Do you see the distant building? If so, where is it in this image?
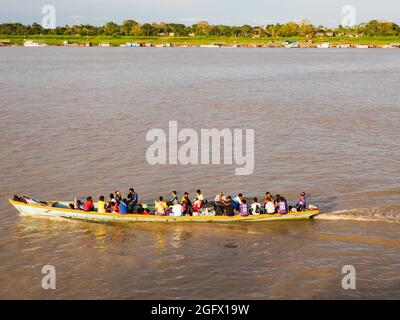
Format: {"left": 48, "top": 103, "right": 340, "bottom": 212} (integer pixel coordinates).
{"left": 252, "top": 28, "right": 262, "bottom": 38}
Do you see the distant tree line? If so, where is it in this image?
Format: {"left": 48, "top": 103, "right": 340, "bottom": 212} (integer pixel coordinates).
{"left": 0, "top": 19, "right": 399, "bottom": 37}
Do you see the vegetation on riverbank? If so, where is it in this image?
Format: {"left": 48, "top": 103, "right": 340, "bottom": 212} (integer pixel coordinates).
{"left": 1, "top": 19, "right": 400, "bottom": 46}
{"left": 2, "top": 34, "right": 400, "bottom": 47}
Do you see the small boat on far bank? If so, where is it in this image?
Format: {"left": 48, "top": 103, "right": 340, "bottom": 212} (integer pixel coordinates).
{"left": 200, "top": 44, "right": 221, "bottom": 48}
{"left": 355, "top": 44, "right": 370, "bottom": 49}
{"left": 316, "top": 42, "right": 330, "bottom": 49}
{"left": 9, "top": 199, "right": 320, "bottom": 223}
{"left": 23, "top": 40, "right": 47, "bottom": 47}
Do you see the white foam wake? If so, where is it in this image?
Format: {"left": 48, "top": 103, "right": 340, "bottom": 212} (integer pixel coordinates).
{"left": 315, "top": 207, "right": 400, "bottom": 224}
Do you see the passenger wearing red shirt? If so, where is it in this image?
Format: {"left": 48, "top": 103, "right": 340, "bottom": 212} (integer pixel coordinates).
{"left": 112, "top": 202, "right": 120, "bottom": 213}
{"left": 83, "top": 196, "right": 94, "bottom": 211}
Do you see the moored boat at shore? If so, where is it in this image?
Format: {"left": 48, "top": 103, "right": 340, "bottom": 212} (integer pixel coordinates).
{"left": 9, "top": 199, "right": 320, "bottom": 223}
{"left": 23, "top": 40, "right": 47, "bottom": 47}
{"left": 316, "top": 42, "right": 330, "bottom": 48}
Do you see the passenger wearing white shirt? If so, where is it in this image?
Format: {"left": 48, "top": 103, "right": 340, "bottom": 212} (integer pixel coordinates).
{"left": 251, "top": 197, "right": 261, "bottom": 215}
{"left": 265, "top": 200, "right": 276, "bottom": 214}
{"left": 234, "top": 193, "right": 244, "bottom": 205}
{"left": 214, "top": 192, "right": 226, "bottom": 202}
{"left": 195, "top": 190, "right": 204, "bottom": 202}
{"left": 171, "top": 200, "right": 183, "bottom": 217}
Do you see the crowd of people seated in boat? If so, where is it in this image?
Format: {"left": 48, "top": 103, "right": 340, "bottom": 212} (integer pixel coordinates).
{"left": 59, "top": 188, "right": 311, "bottom": 216}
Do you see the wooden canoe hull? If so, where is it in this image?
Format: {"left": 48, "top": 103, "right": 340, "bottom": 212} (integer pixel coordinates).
{"left": 9, "top": 200, "right": 320, "bottom": 223}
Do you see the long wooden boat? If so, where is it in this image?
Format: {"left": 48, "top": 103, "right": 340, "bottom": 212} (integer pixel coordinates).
{"left": 9, "top": 199, "right": 320, "bottom": 223}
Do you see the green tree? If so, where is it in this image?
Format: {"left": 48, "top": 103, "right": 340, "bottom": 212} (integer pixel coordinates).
{"left": 104, "top": 22, "right": 120, "bottom": 36}
{"left": 299, "top": 19, "right": 315, "bottom": 36}
{"left": 277, "top": 22, "right": 299, "bottom": 37}
{"left": 364, "top": 20, "right": 398, "bottom": 36}
{"left": 141, "top": 23, "right": 154, "bottom": 36}
{"left": 195, "top": 21, "right": 212, "bottom": 36}
{"left": 240, "top": 24, "right": 253, "bottom": 37}
{"left": 121, "top": 20, "right": 139, "bottom": 36}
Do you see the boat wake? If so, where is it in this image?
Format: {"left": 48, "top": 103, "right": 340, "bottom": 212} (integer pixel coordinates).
{"left": 315, "top": 206, "right": 400, "bottom": 224}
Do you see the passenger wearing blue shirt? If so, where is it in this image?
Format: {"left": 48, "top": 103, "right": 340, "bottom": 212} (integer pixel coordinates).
{"left": 120, "top": 199, "right": 128, "bottom": 214}
{"left": 169, "top": 191, "right": 179, "bottom": 205}
{"left": 128, "top": 188, "right": 138, "bottom": 203}
{"left": 227, "top": 196, "right": 240, "bottom": 211}
{"left": 127, "top": 188, "right": 139, "bottom": 212}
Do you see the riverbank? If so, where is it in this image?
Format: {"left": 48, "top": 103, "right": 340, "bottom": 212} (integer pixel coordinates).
{"left": 1, "top": 35, "right": 400, "bottom": 48}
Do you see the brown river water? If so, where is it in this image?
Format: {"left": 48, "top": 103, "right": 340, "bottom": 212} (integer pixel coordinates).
{"left": 0, "top": 47, "right": 399, "bottom": 299}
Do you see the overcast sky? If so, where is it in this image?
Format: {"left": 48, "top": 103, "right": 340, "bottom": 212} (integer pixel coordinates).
{"left": 1, "top": 0, "right": 399, "bottom": 26}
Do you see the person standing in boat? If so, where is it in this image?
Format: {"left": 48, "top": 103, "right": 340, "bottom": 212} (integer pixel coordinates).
{"left": 128, "top": 188, "right": 138, "bottom": 203}
{"left": 97, "top": 195, "right": 106, "bottom": 213}
{"left": 127, "top": 188, "right": 139, "bottom": 212}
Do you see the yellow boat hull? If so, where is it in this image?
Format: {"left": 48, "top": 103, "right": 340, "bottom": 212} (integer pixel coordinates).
{"left": 9, "top": 199, "right": 320, "bottom": 223}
